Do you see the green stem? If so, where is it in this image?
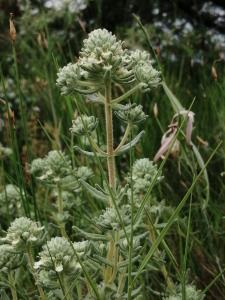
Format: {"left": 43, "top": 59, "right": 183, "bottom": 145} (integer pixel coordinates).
{"left": 8, "top": 271, "right": 18, "bottom": 300}
{"left": 111, "top": 84, "right": 142, "bottom": 105}
{"left": 26, "top": 246, "right": 46, "bottom": 300}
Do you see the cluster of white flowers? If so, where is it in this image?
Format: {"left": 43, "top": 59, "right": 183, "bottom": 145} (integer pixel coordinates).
{"left": 0, "top": 217, "right": 44, "bottom": 251}
{"left": 70, "top": 115, "right": 98, "bottom": 136}
{"left": 129, "top": 158, "right": 161, "bottom": 196}
{"left": 96, "top": 205, "right": 131, "bottom": 231}
{"left": 18, "top": 0, "right": 87, "bottom": 14}
{"left": 30, "top": 150, "right": 92, "bottom": 189}
{"left": 34, "top": 237, "right": 89, "bottom": 287}
{"left": 56, "top": 28, "right": 161, "bottom": 94}
{"left": 164, "top": 284, "right": 205, "bottom": 300}
{"left": 115, "top": 104, "right": 147, "bottom": 124}
{"left": 44, "top": 0, "right": 87, "bottom": 13}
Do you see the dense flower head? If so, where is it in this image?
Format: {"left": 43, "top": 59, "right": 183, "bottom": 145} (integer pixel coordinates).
{"left": 0, "top": 217, "right": 44, "bottom": 251}
{"left": 132, "top": 158, "right": 158, "bottom": 179}
{"left": 127, "top": 158, "right": 162, "bottom": 198}
{"left": 80, "top": 29, "right": 124, "bottom": 66}
{"left": 56, "top": 63, "right": 86, "bottom": 95}
{"left": 129, "top": 49, "right": 152, "bottom": 66}
{"left": 0, "top": 184, "right": 22, "bottom": 202}
{"left": 96, "top": 205, "right": 131, "bottom": 231}
{"left": 79, "top": 29, "right": 133, "bottom": 83}
{"left": 56, "top": 28, "right": 161, "bottom": 94}
{"left": 34, "top": 237, "right": 88, "bottom": 284}
{"left": 135, "top": 63, "right": 161, "bottom": 92}
{"left": 76, "top": 166, "right": 93, "bottom": 181}
{"left": 164, "top": 284, "right": 205, "bottom": 300}
{"left": 31, "top": 150, "right": 72, "bottom": 184}
{"left": 70, "top": 115, "right": 98, "bottom": 135}
{"left": 115, "top": 104, "right": 148, "bottom": 124}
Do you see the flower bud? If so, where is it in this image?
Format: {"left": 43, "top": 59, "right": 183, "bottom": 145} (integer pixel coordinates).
{"left": 9, "top": 13, "right": 16, "bottom": 42}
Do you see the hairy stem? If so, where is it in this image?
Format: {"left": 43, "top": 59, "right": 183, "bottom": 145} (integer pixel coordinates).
{"left": 104, "top": 77, "right": 119, "bottom": 284}
{"left": 8, "top": 271, "right": 18, "bottom": 300}
{"left": 26, "top": 246, "right": 46, "bottom": 300}
{"left": 104, "top": 78, "right": 116, "bottom": 193}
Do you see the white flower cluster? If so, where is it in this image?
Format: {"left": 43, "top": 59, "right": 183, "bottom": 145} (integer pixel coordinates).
{"left": 164, "top": 284, "right": 205, "bottom": 300}
{"left": 70, "top": 115, "right": 98, "bottom": 135}
{"left": 44, "top": 0, "right": 87, "bottom": 13}
{"left": 96, "top": 205, "right": 131, "bottom": 231}
{"left": 0, "top": 217, "right": 44, "bottom": 251}
{"left": 130, "top": 158, "right": 161, "bottom": 196}
{"left": 115, "top": 104, "right": 147, "bottom": 124}
{"left": 56, "top": 29, "right": 161, "bottom": 95}
{"left": 30, "top": 150, "right": 92, "bottom": 188}
{"left": 35, "top": 237, "right": 89, "bottom": 287}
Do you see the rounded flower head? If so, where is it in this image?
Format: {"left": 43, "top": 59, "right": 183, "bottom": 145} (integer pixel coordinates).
{"left": 129, "top": 49, "right": 152, "bottom": 66}
{"left": 70, "top": 115, "right": 98, "bottom": 136}
{"left": 115, "top": 104, "right": 148, "bottom": 124}
{"left": 96, "top": 205, "right": 130, "bottom": 231}
{"left": 56, "top": 63, "right": 86, "bottom": 95}
{"left": 127, "top": 158, "right": 162, "bottom": 197}
{"left": 79, "top": 29, "right": 130, "bottom": 83}
{"left": 31, "top": 150, "right": 72, "bottom": 184}
{"left": 80, "top": 29, "right": 123, "bottom": 64}
{"left": 76, "top": 166, "right": 93, "bottom": 181}
{"left": 34, "top": 237, "right": 88, "bottom": 285}
{"left": 56, "top": 28, "right": 161, "bottom": 94}
{"left": 1, "top": 217, "right": 44, "bottom": 251}
{"left": 164, "top": 284, "right": 205, "bottom": 300}
{"left": 0, "top": 184, "right": 22, "bottom": 202}
{"left": 135, "top": 63, "right": 161, "bottom": 92}
{"left": 132, "top": 158, "right": 158, "bottom": 180}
